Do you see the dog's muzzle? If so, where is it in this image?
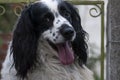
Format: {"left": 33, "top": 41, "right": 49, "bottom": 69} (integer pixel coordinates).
{"left": 60, "top": 24, "right": 75, "bottom": 40}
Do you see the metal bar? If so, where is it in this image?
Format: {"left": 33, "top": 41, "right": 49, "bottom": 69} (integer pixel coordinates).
{"left": 0, "top": 0, "right": 104, "bottom": 5}
{"left": 0, "top": 0, "right": 35, "bottom": 3}
{"left": 69, "top": 1, "right": 104, "bottom": 5}
{"left": 100, "top": 2, "right": 105, "bottom": 80}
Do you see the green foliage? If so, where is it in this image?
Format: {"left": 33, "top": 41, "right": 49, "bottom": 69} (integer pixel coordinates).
{"left": 0, "top": 4, "right": 17, "bottom": 33}
{"left": 94, "top": 72, "right": 100, "bottom": 80}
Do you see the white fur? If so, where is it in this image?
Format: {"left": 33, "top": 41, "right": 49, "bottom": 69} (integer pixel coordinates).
{"left": 40, "top": 0, "right": 59, "bottom": 12}
{"left": 1, "top": 38, "right": 94, "bottom": 80}
{"left": 1, "top": 42, "right": 17, "bottom": 80}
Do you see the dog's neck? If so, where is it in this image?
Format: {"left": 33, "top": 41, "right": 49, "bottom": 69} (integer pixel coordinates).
{"left": 27, "top": 37, "right": 94, "bottom": 80}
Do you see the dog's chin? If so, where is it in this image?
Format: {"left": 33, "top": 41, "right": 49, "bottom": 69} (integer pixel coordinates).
{"left": 47, "top": 40, "right": 74, "bottom": 65}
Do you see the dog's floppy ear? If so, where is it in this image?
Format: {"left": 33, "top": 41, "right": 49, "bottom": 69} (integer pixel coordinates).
{"left": 11, "top": 5, "right": 39, "bottom": 79}
{"left": 64, "top": 1, "right": 88, "bottom": 65}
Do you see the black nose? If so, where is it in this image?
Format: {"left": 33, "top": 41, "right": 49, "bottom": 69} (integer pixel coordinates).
{"left": 60, "top": 24, "right": 74, "bottom": 40}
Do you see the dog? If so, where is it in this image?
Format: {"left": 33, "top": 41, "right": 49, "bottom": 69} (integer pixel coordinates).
{"left": 1, "top": 0, "right": 94, "bottom": 80}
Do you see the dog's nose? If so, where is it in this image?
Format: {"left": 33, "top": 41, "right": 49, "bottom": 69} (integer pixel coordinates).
{"left": 60, "top": 24, "right": 74, "bottom": 40}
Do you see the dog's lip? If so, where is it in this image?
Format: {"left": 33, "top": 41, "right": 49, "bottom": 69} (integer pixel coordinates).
{"left": 47, "top": 39, "right": 58, "bottom": 52}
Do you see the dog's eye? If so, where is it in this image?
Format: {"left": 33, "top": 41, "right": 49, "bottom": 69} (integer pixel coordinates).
{"left": 63, "top": 11, "right": 71, "bottom": 18}
{"left": 44, "top": 16, "right": 50, "bottom": 22}
{"left": 45, "top": 18, "right": 50, "bottom": 22}
{"left": 44, "top": 13, "right": 54, "bottom": 23}
{"left": 61, "top": 10, "right": 71, "bottom": 20}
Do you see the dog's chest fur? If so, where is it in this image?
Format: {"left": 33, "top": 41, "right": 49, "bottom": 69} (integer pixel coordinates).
{"left": 27, "top": 38, "right": 93, "bottom": 80}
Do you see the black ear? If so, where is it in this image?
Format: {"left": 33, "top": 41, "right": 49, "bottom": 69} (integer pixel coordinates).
{"left": 11, "top": 6, "right": 39, "bottom": 79}
{"left": 64, "top": 1, "right": 88, "bottom": 65}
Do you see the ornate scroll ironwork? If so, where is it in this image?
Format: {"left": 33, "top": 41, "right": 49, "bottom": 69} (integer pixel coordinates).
{"left": 0, "top": 5, "right": 5, "bottom": 16}
{"left": 13, "top": 4, "right": 24, "bottom": 16}
{"left": 89, "top": 4, "right": 102, "bottom": 17}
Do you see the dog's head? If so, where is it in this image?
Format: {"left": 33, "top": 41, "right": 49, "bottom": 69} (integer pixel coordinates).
{"left": 11, "top": 0, "right": 88, "bottom": 79}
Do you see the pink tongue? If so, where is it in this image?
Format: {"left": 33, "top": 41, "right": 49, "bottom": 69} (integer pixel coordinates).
{"left": 56, "top": 42, "right": 74, "bottom": 65}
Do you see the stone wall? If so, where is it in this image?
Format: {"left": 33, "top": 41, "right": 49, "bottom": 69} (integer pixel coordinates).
{"left": 107, "top": 0, "right": 120, "bottom": 80}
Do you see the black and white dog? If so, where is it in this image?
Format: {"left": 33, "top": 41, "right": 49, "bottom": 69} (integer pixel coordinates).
{"left": 1, "top": 0, "right": 94, "bottom": 80}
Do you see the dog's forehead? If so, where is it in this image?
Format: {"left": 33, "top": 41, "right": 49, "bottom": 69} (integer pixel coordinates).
{"left": 37, "top": 0, "right": 62, "bottom": 12}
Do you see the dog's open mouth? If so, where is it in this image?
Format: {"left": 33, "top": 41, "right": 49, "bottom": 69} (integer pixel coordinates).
{"left": 48, "top": 40, "right": 74, "bottom": 65}
{"left": 56, "top": 42, "right": 74, "bottom": 65}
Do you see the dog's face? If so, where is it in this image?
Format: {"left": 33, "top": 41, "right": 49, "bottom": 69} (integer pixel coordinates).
{"left": 12, "top": 0, "right": 88, "bottom": 78}
{"left": 30, "top": 0, "right": 76, "bottom": 44}
{"left": 29, "top": 0, "right": 76, "bottom": 65}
